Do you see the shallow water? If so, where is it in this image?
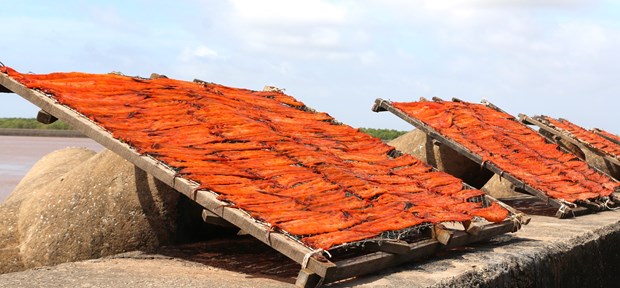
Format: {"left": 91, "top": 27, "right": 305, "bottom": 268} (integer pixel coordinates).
{"left": 0, "top": 135, "right": 102, "bottom": 202}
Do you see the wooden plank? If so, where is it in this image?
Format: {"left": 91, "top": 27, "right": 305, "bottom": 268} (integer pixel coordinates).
{"left": 442, "top": 221, "right": 518, "bottom": 248}
{"left": 481, "top": 99, "right": 510, "bottom": 115}
{"left": 201, "top": 209, "right": 235, "bottom": 228}
{"left": 194, "top": 192, "right": 336, "bottom": 277}
{"left": 345, "top": 240, "right": 412, "bottom": 256}
{"left": 556, "top": 206, "right": 589, "bottom": 219}
{"left": 435, "top": 220, "right": 518, "bottom": 247}
{"left": 370, "top": 98, "right": 389, "bottom": 112}
{"left": 593, "top": 129, "right": 620, "bottom": 145}
{"left": 322, "top": 220, "right": 518, "bottom": 283}
{"left": 376, "top": 240, "right": 413, "bottom": 255}
{"left": 36, "top": 110, "right": 58, "bottom": 124}
{"left": 0, "top": 72, "right": 336, "bottom": 277}
{"left": 522, "top": 114, "right": 620, "bottom": 168}
{"left": 0, "top": 83, "right": 10, "bottom": 93}
{"left": 295, "top": 269, "right": 323, "bottom": 288}
{"left": 520, "top": 115, "right": 584, "bottom": 150}
{"left": 324, "top": 240, "right": 440, "bottom": 283}
{"left": 434, "top": 224, "right": 454, "bottom": 245}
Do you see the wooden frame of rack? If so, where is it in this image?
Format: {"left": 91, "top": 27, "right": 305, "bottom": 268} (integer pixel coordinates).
{"left": 1, "top": 71, "right": 527, "bottom": 287}
{"left": 519, "top": 115, "right": 619, "bottom": 181}
{"left": 372, "top": 97, "right": 619, "bottom": 218}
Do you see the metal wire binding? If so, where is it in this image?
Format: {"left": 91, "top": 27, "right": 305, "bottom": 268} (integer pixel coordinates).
{"left": 0, "top": 60, "right": 5, "bottom": 67}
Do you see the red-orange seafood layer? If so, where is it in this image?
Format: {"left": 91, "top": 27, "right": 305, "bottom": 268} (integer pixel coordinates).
{"left": 1, "top": 66, "right": 509, "bottom": 250}
{"left": 391, "top": 101, "right": 619, "bottom": 203}
{"left": 537, "top": 116, "right": 620, "bottom": 159}
{"left": 594, "top": 128, "right": 620, "bottom": 144}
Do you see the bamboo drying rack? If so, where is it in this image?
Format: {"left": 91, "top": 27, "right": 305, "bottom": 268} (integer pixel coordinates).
{"left": 0, "top": 71, "right": 524, "bottom": 287}
{"left": 372, "top": 97, "right": 619, "bottom": 219}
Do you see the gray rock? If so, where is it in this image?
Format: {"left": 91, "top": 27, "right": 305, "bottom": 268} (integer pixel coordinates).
{"left": 0, "top": 148, "right": 181, "bottom": 273}
{"left": 481, "top": 174, "right": 524, "bottom": 198}
{"left": 388, "top": 129, "right": 493, "bottom": 187}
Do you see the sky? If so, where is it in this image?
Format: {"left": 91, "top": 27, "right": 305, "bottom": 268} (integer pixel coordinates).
{"left": 0, "top": 0, "right": 618, "bottom": 134}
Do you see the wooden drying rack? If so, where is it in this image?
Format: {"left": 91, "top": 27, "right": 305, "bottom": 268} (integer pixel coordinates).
{"left": 372, "top": 97, "right": 619, "bottom": 218}
{"left": 519, "top": 115, "right": 620, "bottom": 179}
{"left": 0, "top": 71, "right": 523, "bottom": 287}
{"left": 592, "top": 128, "right": 620, "bottom": 146}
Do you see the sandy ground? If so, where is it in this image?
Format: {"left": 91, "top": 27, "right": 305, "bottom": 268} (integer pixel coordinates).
{"left": 0, "top": 135, "right": 102, "bottom": 202}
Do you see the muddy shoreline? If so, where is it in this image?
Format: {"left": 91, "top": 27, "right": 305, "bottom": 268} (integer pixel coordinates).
{"left": 0, "top": 135, "right": 101, "bottom": 202}
{"left": 0, "top": 128, "right": 85, "bottom": 138}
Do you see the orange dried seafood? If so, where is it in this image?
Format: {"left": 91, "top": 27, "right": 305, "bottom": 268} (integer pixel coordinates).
{"left": 1, "top": 66, "right": 511, "bottom": 250}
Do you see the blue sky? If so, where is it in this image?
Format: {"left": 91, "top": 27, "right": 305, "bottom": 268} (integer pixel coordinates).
{"left": 1, "top": 0, "right": 618, "bottom": 134}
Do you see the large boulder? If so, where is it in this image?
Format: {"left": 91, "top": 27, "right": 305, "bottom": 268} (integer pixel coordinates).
{"left": 480, "top": 174, "right": 523, "bottom": 198}
{"left": 0, "top": 148, "right": 183, "bottom": 273}
{"left": 388, "top": 129, "right": 494, "bottom": 188}
{"left": 0, "top": 147, "right": 96, "bottom": 273}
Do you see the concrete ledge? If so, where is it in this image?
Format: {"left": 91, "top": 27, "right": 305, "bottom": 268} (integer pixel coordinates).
{"left": 0, "top": 128, "right": 85, "bottom": 138}
{"left": 1, "top": 210, "right": 619, "bottom": 287}
{"left": 337, "top": 210, "right": 620, "bottom": 287}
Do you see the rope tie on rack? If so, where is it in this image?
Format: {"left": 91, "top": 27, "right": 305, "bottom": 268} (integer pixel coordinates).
{"left": 557, "top": 199, "right": 577, "bottom": 217}
{"left": 265, "top": 225, "right": 276, "bottom": 243}
{"left": 603, "top": 198, "right": 620, "bottom": 211}
{"left": 301, "top": 249, "right": 332, "bottom": 269}
{"left": 557, "top": 203, "right": 568, "bottom": 215}
{"left": 558, "top": 199, "right": 577, "bottom": 208}
{"left": 480, "top": 160, "right": 488, "bottom": 169}
{"left": 377, "top": 99, "right": 390, "bottom": 107}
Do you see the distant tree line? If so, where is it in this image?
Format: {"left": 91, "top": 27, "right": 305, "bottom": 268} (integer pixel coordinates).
{"left": 0, "top": 118, "right": 72, "bottom": 130}
{"left": 0, "top": 118, "right": 407, "bottom": 140}
{"left": 359, "top": 128, "right": 407, "bottom": 140}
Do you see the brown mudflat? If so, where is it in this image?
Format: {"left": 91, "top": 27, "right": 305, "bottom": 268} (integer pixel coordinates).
{"left": 0, "top": 135, "right": 102, "bottom": 202}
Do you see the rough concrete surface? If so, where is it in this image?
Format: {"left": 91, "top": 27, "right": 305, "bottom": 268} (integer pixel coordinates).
{"left": 335, "top": 210, "right": 620, "bottom": 288}
{"left": 2, "top": 209, "right": 620, "bottom": 288}
{"left": 0, "top": 252, "right": 292, "bottom": 288}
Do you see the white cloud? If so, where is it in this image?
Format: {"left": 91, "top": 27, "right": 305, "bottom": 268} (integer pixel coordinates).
{"left": 469, "top": 0, "right": 589, "bottom": 8}
{"left": 382, "top": 0, "right": 589, "bottom": 10}
{"left": 554, "top": 21, "right": 609, "bottom": 57}
{"left": 215, "top": 0, "right": 378, "bottom": 63}
{"left": 245, "top": 27, "right": 341, "bottom": 51}
{"left": 229, "top": 0, "right": 347, "bottom": 26}
{"left": 193, "top": 46, "right": 219, "bottom": 58}
{"left": 179, "top": 45, "right": 220, "bottom": 61}
{"left": 4, "top": 0, "right": 618, "bottom": 132}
